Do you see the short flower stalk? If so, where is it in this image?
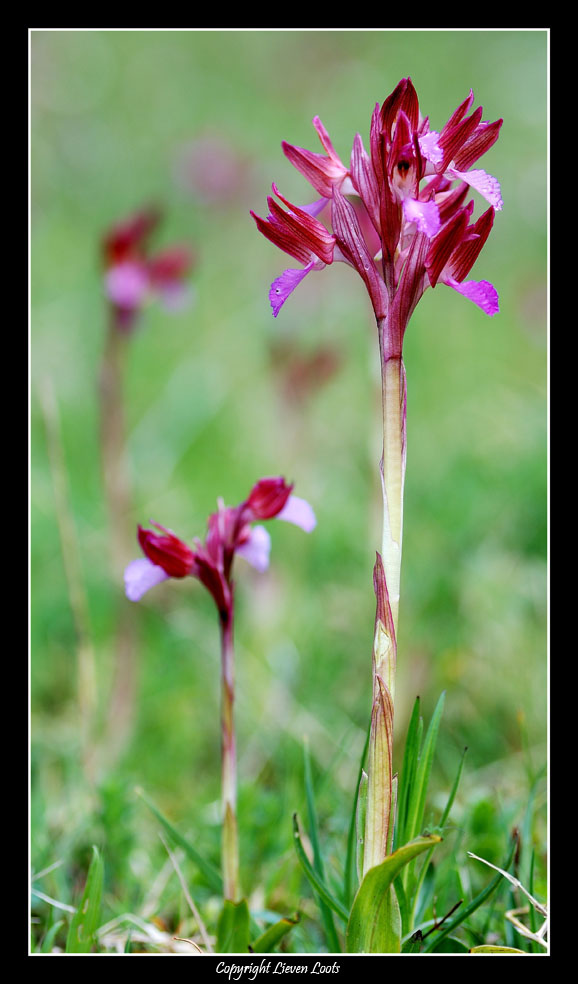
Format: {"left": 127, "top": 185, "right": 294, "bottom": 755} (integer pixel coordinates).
{"left": 253, "top": 78, "right": 502, "bottom": 890}
{"left": 125, "top": 477, "right": 316, "bottom": 902}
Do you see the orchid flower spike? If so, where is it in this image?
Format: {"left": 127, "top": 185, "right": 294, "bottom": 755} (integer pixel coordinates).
{"left": 124, "top": 477, "right": 316, "bottom": 619}
{"left": 252, "top": 78, "right": 502, "bottom": 336}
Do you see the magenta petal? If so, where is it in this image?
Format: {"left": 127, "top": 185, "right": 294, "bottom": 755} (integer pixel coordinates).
{"left": 448, "top": 166, "right": 503, "bottom": 210}
{"left": 277, "top": 495, "right": 317, "bottom": 532}
{"left": 105, "top": 261, "right": 149, "bottom": 308}
{"left": 124, "top": 557, "right": 170, "bottom": 601}
{"left": 269, "top": 261, "right": 315, "bottom": 316}
{"left": 402, "top": 197, "right": 441, "bottom": 237}
{"left": 446, "top": 277, "right": 499, "bottom": 315}
{"left": 418, "top": 129, "right": 443, "bottom": 166}
{"left": 236, "top": 525, "right": 271, "bottom": 572}
{"left": 300, "top": 197, "right": 331, "bottom": 219}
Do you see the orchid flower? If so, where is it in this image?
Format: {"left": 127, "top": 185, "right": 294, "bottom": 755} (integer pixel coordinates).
{"left": 252, "top": 78, "right": 502, "bottom": 875}
{"left": 125, "top": 476, "right": 315, "bottom": 610}
{"left": 252, "top": 77, "right": 502, "bottom": 325}
{"left": 124, "top": 477, "right": 316, "bottom": 902}
{"left": 103, "top": 207, "right": 194, "bottom": 332}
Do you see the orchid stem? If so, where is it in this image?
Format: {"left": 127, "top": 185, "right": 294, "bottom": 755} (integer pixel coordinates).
{"left": 99, "top": 320, "right": 139, "bottom": 764}
{"left": 380, "top": 354, "right": 406, "bottom": 658}
{"left": 363, "top": 337, "right": 407, "bottom": 874}
{"left": 220, "top": 609, "right": 241, "bottom": 902}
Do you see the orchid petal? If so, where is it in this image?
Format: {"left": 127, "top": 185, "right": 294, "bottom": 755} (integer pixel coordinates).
{"left": 269, "top": 261, "right": 316, "bottom": 317}
{"left": 300, "top": 197, "right": 331, "bottom": 219}
{"left": 448, "top": 166, "right": 503, "bottom": 210}
{"left": 402, "top": 196, "right": 441, "bottom": 238}
{"left": 236, "top": 525, "right": 272, "bottom": 573}
{"left": 124, "top": 557, "right": 170, "bottom": 602}
{"left": 277, "top": 494, "right": 317, "bottom": 532}
{"left": 105, "top": 261, "right": 149, "bottom": 308}
{"left": 445, "top": 276, "right": 499, "bottom": 316}
{"left": 418, "top": 130, "right": 443, "bottom": 166}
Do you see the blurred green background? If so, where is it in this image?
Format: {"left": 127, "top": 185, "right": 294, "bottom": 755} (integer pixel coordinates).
{"left": 30, "top": 30, "right": 547, "bottom": 948}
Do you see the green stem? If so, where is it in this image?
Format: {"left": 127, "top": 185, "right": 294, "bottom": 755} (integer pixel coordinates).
{"left": 99, "top": 321, "right": 138, "bottom": 764}
{"left": 220, "top": 611, "right": 240, "bottom": 902}
{"left": 379, "top": 354, "right": 406, "bottom": 655}
{"left": 363, "top": 336, "right": 407, "bottom": 874}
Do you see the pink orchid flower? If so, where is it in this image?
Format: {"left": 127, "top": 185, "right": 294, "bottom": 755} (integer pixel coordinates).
{"left": 124, "top": 477, "right": 316, "bottom": 619}
{"left": 103, "top": 207, "right": 195, "bottom": 332}
{"left": 252, "top": 77, "right": 502, "bottom": 337}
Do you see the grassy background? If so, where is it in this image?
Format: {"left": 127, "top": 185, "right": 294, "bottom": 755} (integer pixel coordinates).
{"left": 30, "top": 29, "right": 547, "bottom": 952}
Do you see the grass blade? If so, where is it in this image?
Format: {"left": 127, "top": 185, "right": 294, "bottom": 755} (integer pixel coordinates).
{"left": 251, "top": 914, "right": 300, "bottom": 953}
{"left": 65, "top": 846, "right": 104, "bottom": 953}
{"left": 421, "top": 837, "right": 517, "bottom": 953}
{"left": 303, "top": 740, "right": 341, "bottom": 952}
{"left": 394, "top": 696, "right": 422, "bottom": 850}
{"left": 409, "top": 744, "right": 468, "bottom": 930}
{"left": 292, "top": 814, "right": 349, "bottom": 923}
{"left": 343, "top": 721, "right": 370, "bottom": 907}
{"left": 403, "top": 692, "right": 445, "bottom": 847}
{"left": 136, "top": 787, "right": 222, "bottom": 895}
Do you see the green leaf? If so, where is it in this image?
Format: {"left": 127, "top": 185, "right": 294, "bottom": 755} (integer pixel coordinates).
{"left": 430, "top": 935, "right": 470, "bottom": 953}
{"left": 292, "top": 814, "right": 349, "bottom": 923}
{"left": 395, "top": 696, "right": 422, "bottom": 849}
{"left": 343, "top": 722, "right": 370, "bottom": 907}
{"left": 346, "top": 834, "right": 442, "bottom": 953}
{"left": 136, "top": 787, "right": 222, "bottom": 895}
{"left": 355, "top": 770, "right": 368, "bottom": 886}
{"left": 403, "top": 692, "right": 445, "bottom": 848}
{"left": 303, "top": 741, "right": 341, "bottom": 952}
{"left": 251, "top": 914, "right": 300, "bottom": 953}
{"left": 469, "top": 945, "right": 527, "bottom": 954}
{"left": 409, "top": 744, "right": 468, "bottom": 932}
{"left": 65, "top": 846, "right": 104, "bottom": 953}
{"left": 402, "top": 929, "right": 423, "bottom": 953}
{"left": 440, "top": 745, "right": 468, "bottom": 828}
{"left": 217, "top": 898, "right": 251, "bottom": 953}
{"left": 40, "top": 918, "right": 65, "bottom": 953}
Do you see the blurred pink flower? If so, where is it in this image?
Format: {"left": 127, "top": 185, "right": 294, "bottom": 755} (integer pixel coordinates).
{"left": 174, "top": 133, "right": 251, "bottom": 206}
{"left": 102, "top": 207, "right": 195, "bottom": 331}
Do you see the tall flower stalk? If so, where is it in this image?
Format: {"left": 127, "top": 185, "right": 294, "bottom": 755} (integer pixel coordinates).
{"left": 124, "top": 477, "right": 316, "bottom": 900}
{"left": 252, "top": 78, "right": 502, "bottom": 875}
{"left": 100, "top": 207, "right": 193, "bottom": 760}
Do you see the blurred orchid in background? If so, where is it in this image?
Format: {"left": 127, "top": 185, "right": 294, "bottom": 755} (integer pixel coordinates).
{"left": 103, "top": 206, "right": 195, "bottom": 331}
{"left": 174, "top": 132, "right": 251, "bottom": 207}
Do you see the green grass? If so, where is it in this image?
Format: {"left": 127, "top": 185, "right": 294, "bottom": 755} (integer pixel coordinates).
{"left": 30, "top": 29, "right": 547, "bottom": 954}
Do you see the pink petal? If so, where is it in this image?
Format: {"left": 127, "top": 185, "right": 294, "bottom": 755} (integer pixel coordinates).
{"left": 236, "top": 525, "right": 271, "bottom": 572}
{"left": 448, "top": 166, "right": 503, "bottom": 210}
{"left": 277, "top": 495, "right": 317, "bottom": 532}
{"left": 105, "top": 261, "right": 150, "bottom": 308}
{"left": 445, "top": 276, "right": 499, "bottom": 316}
{"left": 300, "top": 197, "right": 331, "bottom": 219}
{"left": 269, "top": 261, "right": 316, "bottom": 317}
{"left": 402, "top": 197, "right": 441, "bottom": 237}
{"left": 418, "top": 129, "right": 443, "bottom": 166}
{"left": 124, "top": 557, "right": 170, "bottom": 601}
